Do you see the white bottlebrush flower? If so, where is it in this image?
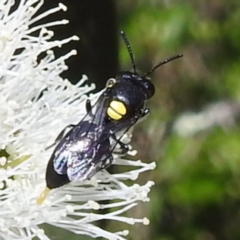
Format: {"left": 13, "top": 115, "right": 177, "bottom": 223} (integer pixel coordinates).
{"left": 0, "top": 0, "right": 156, "bottom": 239}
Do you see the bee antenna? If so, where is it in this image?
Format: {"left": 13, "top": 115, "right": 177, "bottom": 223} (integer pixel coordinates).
{"left": 143, "top": 54, "right": 183, "bottom": 77}
{"left": 120, "top": 31, "right": 137, "bottom": 73}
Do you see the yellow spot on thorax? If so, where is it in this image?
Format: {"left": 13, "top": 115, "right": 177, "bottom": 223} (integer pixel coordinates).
{"left": 107, "top": 100, "right": 127, "bottom": 120}
{"left": 36, "top": 187, "right": 50, "bottom": 205}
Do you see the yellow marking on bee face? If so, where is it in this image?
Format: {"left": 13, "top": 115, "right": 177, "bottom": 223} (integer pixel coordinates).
{"left": 107, "top": 100, "right": 127, "bottom": 120}
{"left": 107, "top": 107, "right": 122, "bottom": 120}
{"left": 110, "top": 100, "right": 126, "bottom": 115}
{"left": 36, "top": 187, "right": 50, "bottom": 205}
{"left": 106, "top": 78, "right": 116, "bottom": 88}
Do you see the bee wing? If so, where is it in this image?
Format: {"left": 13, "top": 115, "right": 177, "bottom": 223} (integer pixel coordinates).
{"left": 76, "top": 91, "right": 111, "bottom": 138}
{"left": 66, "top": 134, "right": 112, "bottom": 182}
{"left": 88, "top": 115, "right": 140, "bottom": 172}
{"left": 100, "top": 113, "right": 139, "bottom": 144}
{"left": 52, "top": 91, "right": 111, "bottom": 176}
{"left": 57, "top": 109, "right": 138, "bottom": 182}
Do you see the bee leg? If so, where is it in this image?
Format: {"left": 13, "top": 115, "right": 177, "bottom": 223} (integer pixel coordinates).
{"left": 114, "top": 143, "right": 129, "bottom": 155}
{"left": 132, "top": 108, "right": 150, "bottom": 124}
{"left": 86, "top": 99, "right": 95, "bottom": 117}
{"left": 143, "top": 108, "right": 150, "bottom": 115}
{"left": 86, "top": 99, "right": 92, "bottom": 113}
{"left": 45, "top": 124, "right": 76, "bottom": 150}
{"left": 101, "top": 155, "right": 113, "bottom": 170}
{"left": 112, "top": 134, "right": 129, "bottom": 155}
{"left": 111, "top": 108, "right": 150, "bottom": 156}
{"left": 139, "top": 108, "right": 150, "bottom": 118}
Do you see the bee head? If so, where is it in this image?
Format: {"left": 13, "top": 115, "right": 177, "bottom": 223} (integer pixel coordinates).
{"left": 116, "top": 71, "right": 155, "bottom": 99}
{"left": 104, "top": 31, "right": 183, "bottom": 122}
{"left": 120, "top": 30, "right": 182, "bottom": 98}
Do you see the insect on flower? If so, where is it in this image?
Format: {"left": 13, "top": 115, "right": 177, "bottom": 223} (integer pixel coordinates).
{"left": 37, "top": 31, "right": 183, "bottom": 204}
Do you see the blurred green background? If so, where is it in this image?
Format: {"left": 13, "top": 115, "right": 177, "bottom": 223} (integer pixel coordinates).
{"left": 41, "top": 0, "right": 240, "bottom": 239}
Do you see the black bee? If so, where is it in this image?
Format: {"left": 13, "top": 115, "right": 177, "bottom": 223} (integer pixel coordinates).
{"left": 37, "top": 31, "right": 182, "bottom": 204}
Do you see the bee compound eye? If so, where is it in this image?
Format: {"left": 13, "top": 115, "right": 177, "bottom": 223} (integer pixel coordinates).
{"left": 106, "top": 78, "right": 116, "bottom": 88}
{"left": 142, "top": 80, "right": 155, "bottom": 99}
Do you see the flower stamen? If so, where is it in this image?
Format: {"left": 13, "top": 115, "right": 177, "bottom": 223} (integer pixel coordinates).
{"left": 36, "top": 187, "right": 50, "bottom": 205}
